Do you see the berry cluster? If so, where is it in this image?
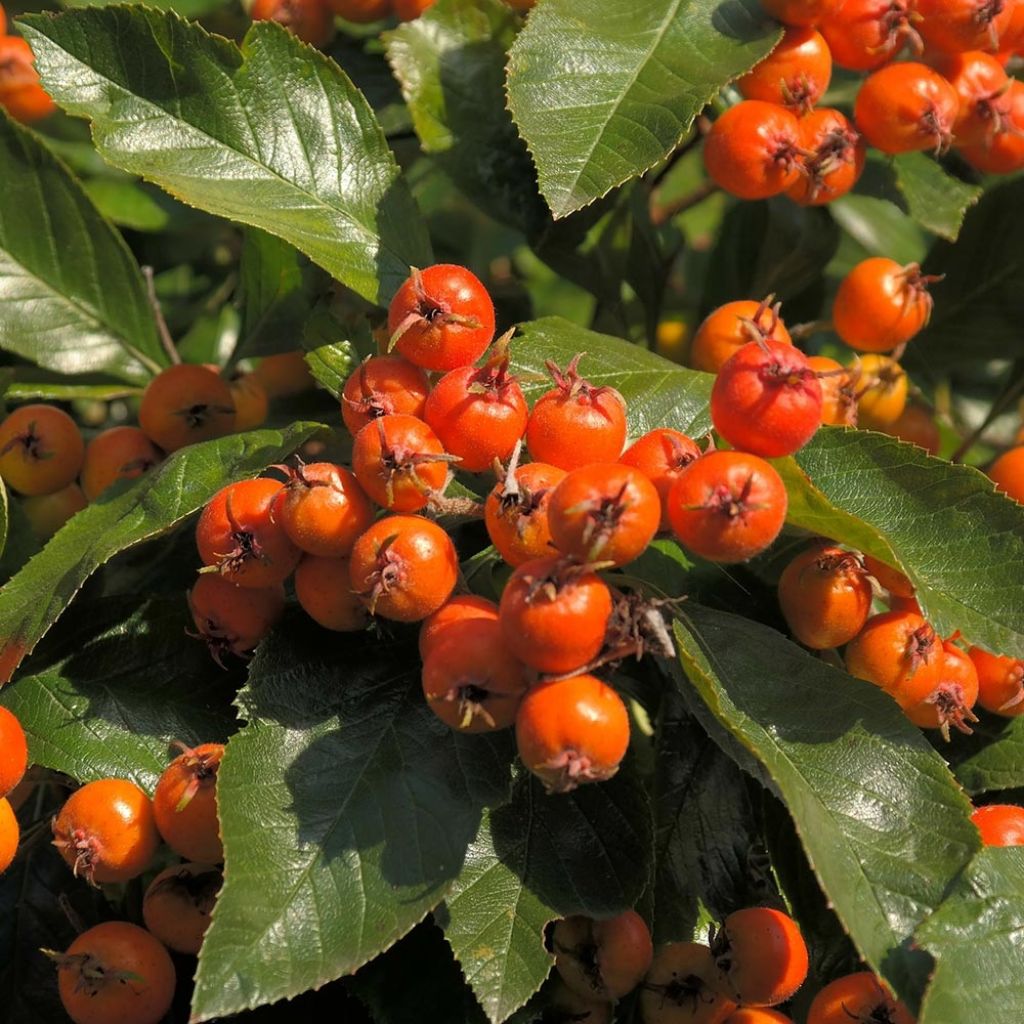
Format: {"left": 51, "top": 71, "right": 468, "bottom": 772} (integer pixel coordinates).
{"left": 704, "top": 0, "right": 1024, "bottom": 204}
{"left": 0, "top": 3, "right": 53, "bottom": 125}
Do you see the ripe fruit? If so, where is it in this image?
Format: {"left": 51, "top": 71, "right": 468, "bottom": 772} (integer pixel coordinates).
{"left": 851, "top": 354, "right": 908, "bottom": 429}
{"left": 958, "top": 81, "right": 1024, "bottom": 172}
{"left": 833, "top": 258, "right": 935, "bottom": 352}
{"left": 498, "top": 556, "right": 613, "bottom": 674}
{"left": 690, "top": 299, "right": 793, "bottom": 374}
{"left": 23, "top": 483, "right": 87, "bottom": 540}
{"left": 484, "top": 461, "right": 566, "bottom": 567}
{"left": 349, "top": 515, "right": 459, "bottom": 621}
{"left": 640, "top": 941, "right": 736, "bottom": 1024}
{"left": 667, "top": 451, "right": 789, "bottom": 564}
{"left": 548, "top": 979, "right": 613, "bottom": 1024}
{"left": 196, "top": 478, "right": 301, "bottom": 588}
{"left": 252, "top": 351, "right": 315, "bottom": 397}
{"left": 710, "top": 907, "right": 808, "bottom": 1007}
{"left": 394, "top": 0, "right": 435, "bottom": 17}
{"left": 419, "top": 594, "right": 499, "bottom": 661}
{"left": 904, "top": 640, "right": 980, "bottom": 739}
{"left": 352, "top": 414, "right": 455, "bottom": 512}
{"left": 710, "top": 340, "right": 823, "bottom": 458}
{"left": 760, "top": 0, "right": 838, "bottom": 25}
{"left": 143, "top": 863, "right": 223, "bottom": 954}
{"left": 844, "top": 610, "right": 944, "bottom": 708}
{"left": 80, "top": 426, "right": 161, "bottom": 501}
{"left": 703, "top": 101, "right": 802, "bottom": 199}
{"left": 0, "top": 706, "right": 28, "bottom": 798}
{"left": 806, "top": 971, "right": 913, "bottom": 1024}
{"left": 250, "top": 0, "right": 334, "bottom": 45}
{"left": 388, "top": 264, "right": 495, "bottom": 371}
{"left": 971, "top": 803, "right": 1024, "bottom": 846}
{"left": 0, "top": 404, "right": 85, "bottom": 496}
{"left": 423, "top": 351, "right": 529, "bottom": 472}
{"left": 515, "top": 674, "right": 630, "bottom": 793}
{"left": 341, "top": 354, "right": 430, "bottom": 436}
{"left": 0, "top": 36, "right": 56, "bottom": 124}
{"left": 277, "top": 462, "right": 374, "bottom": 557}
{"left": 0, "top": 798, "right": 18, "bottom": 874}
{"left": 778, "top": 544, "right": 872, "bottom": 649}
{"left": 421, "top": 619, "right": 530, "bottom": 732}
{"left": 229, "top": 374, "right": 269, "bottom": 431}
{"left": 52, "top": 778, "right": 159, "bottom": 884}
{"left": 294, "top": 555, "right": 368, "bottom": 632}
{"left": 138, "top": 364, "right": 235, "bottom": 453}
{"left": 807, "top": 356, "right": 857, "bottom": 426}
{"left": 736, "top": 27, "right": 832, "bottom": 110}
{"left": 854, "top": 63, "right": 959, "bottom": 154}
{"left": 547, "top": 463, "right": 661, "bottom": 567}
{"left": 188, "top": 573, "right": 285, "bottom": 662}
{"left": 819, "top": 0, "right": 921, "bottom": 71}
{"left": 329, "top": 0, "right": 392, "bottom": 20}
{"left": 552, "top": 910, "right": 654, "bottom": 1001}
{"left": 943, "top": 50, "right": 1010, "bottom": 146}
{"left": 916, "top": 0, "right": 1015, "bottom": 53}
{"left": 861, "top": 553, "right": 914, "bottom": 597}
{"left": 525, "top": 355, "right": 628, "bottom": 471}
{"left": 969, "top": 646, "right": 1024, "bottom": 715}
{"left": 620, "top": 428, "right": 701, "bottom": 530}
{"left": 884, "top": 402, "right": 941, "bottom": 455}
{"left": 787, "top": 107, "right": 866, "bottom": 205}
{"left": 989, "top": 445, "right": 1024, "bottom": 502}
{"left": 52, "top": 921, "right": 176, "bottom": 1024}
{"left": 153, "top": 743, "right": 224, "bottom": 864}
{"left": 724, "top": 1011, "right": 793, "bottom": 1023}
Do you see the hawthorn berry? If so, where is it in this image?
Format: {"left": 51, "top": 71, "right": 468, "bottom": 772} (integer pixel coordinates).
{"left": 525, "top": 354, "right": 628, "bottom": 471}
{"left": 904, "top": 640, "right": 980, "bottom": 739}
{"left": 51, "top": 921, "right": 176, "bottom": 1024}
{"left": 329, "top": 0, "right": 392, "bottom": 20}
{"left": 250, "top": 0, "right": 334, "bottom": 46}
{"left": 277, "top": 462, "right": 375, "bottom": 557}
{"left": 143, "top": 862, "right": 223, "bottom": 955}
{"left": 640, "top": 941, "right": 737, "bottom": 1024}
{"left": 0, "top": 706, "right": 28, "bottom": 799}
{"left": 806, "top": 971, "right": 914, "bottom": 1024}
{"left": 80, "top": 426, "right": 161, "bottom": 501}
{"left": 294, "top": 555, "right": 368, "bottom": 632}
{"left": 833, "top": 258, "right": 935, "bottom": 352}
{"left": 139, "top": 364, "right": 235, "bottom": 453}
{"left": 778, "top": 544, "right": 872, "bottom": 649}
{"left": 960, "top": 81, "right": 1024, "bottom": 173}
{"left": 971, "top": 803, "right": 1024, "bottom": 846}
{"left": 703, "top": 101, "right": 802, "bottom": 200}
{"left": 352, "top": 413, "right": 456, "bottom": 512}
{"left": 547, "top": 463, "right": 661, "bottom": 567}
{"left": 969, "top": 646, "right": 1024, "bottom": 715}
{"left": 0, "top": 36, "right": 55, "bottom": 124}
{"left": 844, "top": 610, "right": 944, "bottom": 708}
{"left": 710, "top": 907, "right": 808, "bottom": 1007}
{"left": 419, "top": 594, "right": 499, "bottom": 661}
{"left": 786, "top": 108, "right": 866, "bottom": 206}
{"left": 861, "top": 553, "right": 914, "bottom": 597}
{"left": 188, "top": 572, "right": 285, "bottom": 663}
{"left": 196, "top": 478, "right": 301, "bottom": 588}
{"left": 229, "top": 373, "right": 269, "bottom": 431}
{"left": 883, "top": 402, "right": 941, "bottom": 455}
{"left": 710, "top": 340, "right": 823, "bottom": 458}
{"left": 851, "top": 354, "right": 908, "bottom": 429}
{"left": 807, "top": 356, "right": 857, "bottom": 426}
{"left": 341, "top": 354, "right": 430, "bottom": 436}
{"left": 854, "top": 62, "right": 959, "bottom": 154}
{"left": 153, "top": 742, "right": 224, "bottom": 864}
{"left": 724, "top": 1011, "right": 794, "bottom": 1023}
{"left": 916, "top": 0, "right": 1016, "bottom": 53}
{"left": 421, "top": 618, "right": 530, "bottom": 732}
{"left": 620, "top": 428, "right": 701, "bottom": 530}
{"left": 394, "top": 0, "right": 435, "bottom": 18}
{"left": 819, "top": 0, "right": 921, "bottom": 71}
{"left": 0, "top": 797, "right": 17, "bottom": 874}
{"left": 52, "top": 778, "right": 159, "bottom": 884}
{"left": 498, "top": 555, "right": 613, "bottom": 674}
{"left": 989, "top": 445, "right": 1024, "bottom": 502}
{"left": 388, "top": 264, "right": 495, "bottom": 371}
{"left": 551, "top": 910, "right": 654, "bottom": 1002}
{"left": 515, "top": 673, "right": 630, "bottom": 793}
{"left": 548, "top": 979, "right": 613, "bottom": 1024}
{"left": 0, "top": 403, "right": 85, "bottom": 497}
{"left": 23, "top": 482, "right": 87, "bottom": 540}
{"left": 736, "top": 27, "right": 832, "bottom": 111}
{"left": 689, "top": 298, "right": 792, "bottom": 375}
{"left": 942, "top": 50, "right": 1010, "bottom": 147}
{"left": 252, "top": 351, "right": 315, "bottom": 398}
{"left": 760, "top": 0, "right": 838, "bottom": 25}
{"left": 349, "top": 514, "right": 459, "bottom": 621}
{"left": 667, "top": 451, "right": 789, "bottom": 564}
{"left": 484, "top": 460, "right": 566, "bottom": 567}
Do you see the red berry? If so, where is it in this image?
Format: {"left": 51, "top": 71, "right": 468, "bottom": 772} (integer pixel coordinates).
{"left": 341, "top": 355, "right": 430, "bottom": 436}
{"left": 736, "top": 27, "right": 832, "bottom": 110}
{"left": 854, "top": 62, "right": 959, "bottom": 154}
{"left": 972, "top": 803, "right": 1024, "bottom": 846}
{"left": 690, "top": 298, "right": 793, "bottom": 374}
{"left": 808, "top": 356, "right": 858, "bottom": 426}
{"left": 786, "top": 107, "right": 866, "bottom": 205}
{"left": 760, "top": 0, "right": 839, "bottom": 25}
{"left": 277, "top": 462, "right": 375, "bottom": 557}
{"left": 294, "top": 555, "right": 368, "bottom": 632}
{"left": 958, "top": 79, "right": 1024, "bottom": 172}
{"left": 916, "top": 0, "right": 1015, "bottom": 53}
{"left": 819, "top": 0, "right": 922, "bottom": 71}
{"left": 619, "top": 428, "right": 701, "bottom": 530}
{"left": 419, "top": 594, "right": 500, "bottom": 661}
{"left": 484, "top": 461, "right": 566, "bottom": 567}
{"left": 904, "top": 641, "right": 980, "bottom": 739}
{"left": 188, "top": 573, "right": 285, "bottom": 663}
{"left": 942, "top": 50, "right": 1010, "bottom": 146}
{"left": 969, "top": 646, "right": 1024, "bottom": 715}
{"left": 250, "top": 0, "right": 334, "bottom": 46}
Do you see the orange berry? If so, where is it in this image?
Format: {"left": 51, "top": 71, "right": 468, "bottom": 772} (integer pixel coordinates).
{"left": 139, "top": 365, "right": 235, "bottom": 453}
{"left": 143, "top": 862, "right": 222, "bottom": 955}
{"left": 153, "top": 743, "right": 224, "bottom": 864}
{"left": 294, "top": 555, "right": 368, "bottom": 632}
{"left": 0, "top": 404, "right": 84, "bottom": 496}
{"left": 81, "top": 426, "right": 161, "bottom": 501}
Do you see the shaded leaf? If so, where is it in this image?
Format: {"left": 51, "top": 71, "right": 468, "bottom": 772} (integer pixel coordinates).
{"left": 506, "top": 0, "right": 780, "bottom": 217}
{"left": 830, "top": 193, "right": 928, "bottom": 266}
{"left": 947, "top": 715, "right": 1024, "bottom": 796}
{"left": 21, "top": 9, "right": 432, "bottom": 305}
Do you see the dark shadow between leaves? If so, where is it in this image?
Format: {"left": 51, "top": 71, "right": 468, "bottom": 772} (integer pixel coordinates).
{"left": 710, "top": 0, "right": 780, "bottom": 43}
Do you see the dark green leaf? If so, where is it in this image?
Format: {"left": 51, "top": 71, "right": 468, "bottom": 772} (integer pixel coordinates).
{"left": 0, "top": 597, "right": 237, "bottom": 791}
{"left": 301, "top": 303, "right": 361, "bottom": 397}
{"left": 61, "top": 0, "right": 231, "bottom": 16}
{"left": 385, "top": 0, "right": 549, "bottom": 236}
{"left": 830, "top": 194, "right": 928, "bottom": 266}
{"left": 674, "top": 604, "right": 979, "bottom": 1002}
{"left": 191, "top": 622, "right": 514, "bottom": 1022}
{"left": 506, "top": 0, "right": 780, "bottom": 218}
{"left": 0, "top": 111, "right": 163, "bottom": 383}
{"left": 916, "top": 849, "right": 1024, "bottom": 1023}
{"left": 21, "top": 9, "right": 432, "bottom": 305}
{"left": 0, "top": 421, "right": 321, "bottom": 684}
{"left": 948, "top": 716, "right": 1024, "bottom": 796}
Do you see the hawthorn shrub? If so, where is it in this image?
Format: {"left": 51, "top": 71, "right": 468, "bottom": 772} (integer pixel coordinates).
{"left": 0, "top": 0, "right": 1023, "bottom": 1022}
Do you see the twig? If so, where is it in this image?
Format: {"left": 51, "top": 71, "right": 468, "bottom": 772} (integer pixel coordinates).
{"left": 142, "top": 265, "right": 181, "bottom": 366}
{"left": 950, "top": 367, "right": 1024, "bottom": 463}
{"left": 650, "top": 180, "right": 721, "bottom": 227}
{"left": 647, "top": 116, "right": 711, "bottom": 191}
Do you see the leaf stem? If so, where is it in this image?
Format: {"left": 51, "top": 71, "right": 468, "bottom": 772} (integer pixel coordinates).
{"left": 143, "top": 265, "right": 181, "bottom": 366}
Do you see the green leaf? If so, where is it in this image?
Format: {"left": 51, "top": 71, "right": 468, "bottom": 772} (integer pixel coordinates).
{"left": 674, "top": 604, "right": 979, "bottom": 1003}
{"left": 916, "top": 849, "right": 1024, "bottom": 1023}
{"left": 948, "top": 716, "right": 1024, "bottom": 796}
{"left": 21, "top": 9, "right": 432, "bottom": 306}
{"left": 784, "top": 428, "right": 1024, "bottom": 658}
{"left": 4, "top": 380, "right": 142, "bottom": 402}
{"left": 301, "top": 303, "right": 361, "bottom": 397}
{"left": 506, "top": 0, "right": 780, "bottom": 218}
{"left": 830, "top": 193, "right": 928, "bottom": 266}
{"left": 0, "top": 597, "right": 238, "bottom": 792}
{"left": 384, "top": 0, "right": 549, "bottom": 235}
{"left": 512, "top": 316, "right": 713, "bottom": 437}
{"left": 61, "top": 0, "right": 231, "bottom": 16}
{"left": 442, "top": 766, "right": 653, "bottom": 1023}
{"left": 0, "top": 421, "right": 321, "bottom": 684}
{"left": 81, "top": 177, "right": 173, "bottom": 232}
{"left": 0, "top": 112, "right": 163, "bottom": 383}
{"left": 191, "top": 622, "right": 514, "bottom": 1022}
{"left": 0, "top": 478, "right": 7, "bottom": 567}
